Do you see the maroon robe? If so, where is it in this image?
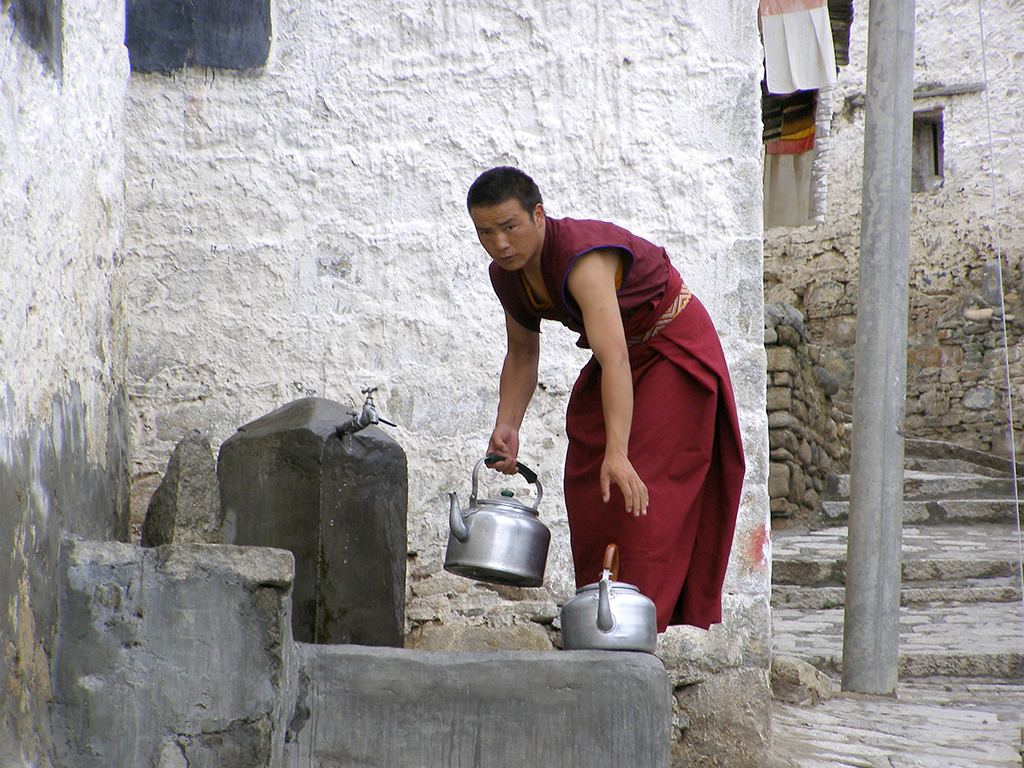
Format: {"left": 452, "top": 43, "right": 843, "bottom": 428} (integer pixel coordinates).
{"left": 490, "top": 217, "right": 745, "bottom": 631}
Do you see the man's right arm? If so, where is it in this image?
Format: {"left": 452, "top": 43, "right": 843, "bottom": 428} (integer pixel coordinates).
{"left": 488, "top": 311, "right": 540, "bottom": 473}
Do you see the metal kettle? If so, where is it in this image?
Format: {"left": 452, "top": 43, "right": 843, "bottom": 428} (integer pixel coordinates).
{"left": 444, "top": 454, "right": 550, "bottom": 587}
{"left": 560, "top": 544, "right": 658, "bottom": 654}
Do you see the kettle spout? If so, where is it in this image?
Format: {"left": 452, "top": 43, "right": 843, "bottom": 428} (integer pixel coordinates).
{"left": 449, "top": 492, "right": 471, "bottom": 543}
{"left": 597, "top": 577, "right": 615, "bottom": 633}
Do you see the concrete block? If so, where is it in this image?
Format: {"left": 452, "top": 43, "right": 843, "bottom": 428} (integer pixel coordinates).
{"left": 283, "top": 645, "right": 671, "bottom": 768}
{"left": 53, "top": 540, "right": 295, "bottom": 768}
{"left": 219, "top": 397, "right": 407, "bottom": 647}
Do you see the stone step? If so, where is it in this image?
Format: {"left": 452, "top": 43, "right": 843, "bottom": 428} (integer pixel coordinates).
{"left": 772, "top": 681, "right": 1024, "bottom": 768}
{"left": 820, "top": 498, "right": 1021, "bottom": 525}
{"left": 906, "top": 438, "right": 1024, "bottom": 477}
{"left": 772, "top": 524, "right": 1024, "bottom": 586}
{"left": 771, "top": 601, "right": 1024, "bottom": 681}
{"left": 827, "top": 471, "right": 1024, "bottom": 502}
{"left": 773, "top": 558, "right": 1020, "bottom": 588}
{"left": 904, "top": 456, "right": 1013, "bottom": 479}
{"left": 772, "top": 582, "right": 1023, "bottom": 610}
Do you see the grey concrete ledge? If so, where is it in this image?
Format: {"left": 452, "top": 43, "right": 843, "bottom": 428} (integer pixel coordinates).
{"left": 284, "top": 643, "right": 671, "bottom": 768}
{"left": 64, "top": 539, "right": 295, "bottom": 589}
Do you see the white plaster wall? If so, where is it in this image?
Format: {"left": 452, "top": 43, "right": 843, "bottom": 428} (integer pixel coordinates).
{"left": 124, "top": 0, "right": 768, "bottom": 639}
{"left": 1, "top": 0, "right": 130, "bottom": 446}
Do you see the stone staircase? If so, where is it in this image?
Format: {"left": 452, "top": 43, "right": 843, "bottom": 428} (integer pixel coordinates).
{"left": 771, "top": 438, "right": 1024, "bottom": 681}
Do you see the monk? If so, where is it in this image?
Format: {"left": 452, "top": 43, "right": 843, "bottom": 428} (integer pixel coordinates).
{"left": 467, "top": 167, "right": 745, "bottom": 632}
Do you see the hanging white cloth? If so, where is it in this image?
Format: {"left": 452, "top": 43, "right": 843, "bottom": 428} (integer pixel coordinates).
{"left": 759, "top": 0, "right": 838, "bottom": 94}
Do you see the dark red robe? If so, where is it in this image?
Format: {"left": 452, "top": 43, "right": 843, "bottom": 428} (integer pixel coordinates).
{"left": 490, "top": 217, "right": 745, "bottom": 631}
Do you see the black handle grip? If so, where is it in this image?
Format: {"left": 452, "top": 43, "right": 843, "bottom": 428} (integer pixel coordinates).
{"left": 485, "top": 453, "right": 539, "bottom": 485}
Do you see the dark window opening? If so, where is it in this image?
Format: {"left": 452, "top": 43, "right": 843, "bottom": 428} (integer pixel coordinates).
{"left": 6, "top": 0, "right": 63, "bottom": 74}
{"left": 912, "top": 108, "right": 944, "bottom": 193}
{"left": 126, "top": 0, "right": 271, "bottom": 75}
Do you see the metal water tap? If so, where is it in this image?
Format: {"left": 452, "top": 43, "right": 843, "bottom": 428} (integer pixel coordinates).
{"left": 336, "top": 387, "right": 397, "bottom": 435}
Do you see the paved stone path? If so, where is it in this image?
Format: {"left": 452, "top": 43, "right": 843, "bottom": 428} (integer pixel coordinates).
{"left": 770, "top": 523, "right": 1024, "bottom": 767}
{"left": 772, "top": 681, "right": 1024, "bottom": 767}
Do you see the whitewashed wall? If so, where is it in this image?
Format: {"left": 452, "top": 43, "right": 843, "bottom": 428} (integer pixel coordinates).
{"left": 1, "top": 2, "right": 129, "bottom": 443}
{"left": 766, "top": 0, "right": 1024, "bottom": 309}
{"left": 124, "top": 0, "right": 768, "bottom": 674}
{"left": 1, "top": 1, "right": 130, "bottom": 763}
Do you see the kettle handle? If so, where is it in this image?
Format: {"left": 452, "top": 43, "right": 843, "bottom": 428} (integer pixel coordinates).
{"left": 470, "top": 454, "right": 544, "bottom": 511}
{"left": 484, "top": 453, "right": 538, "bottom": 485}
{"left": 602, "top": 543, "right": 620, "bottom": 582}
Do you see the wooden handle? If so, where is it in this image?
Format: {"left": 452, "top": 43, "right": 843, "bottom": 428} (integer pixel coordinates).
{"left": 602, "top": 543, "right": 620, "bottom": 581}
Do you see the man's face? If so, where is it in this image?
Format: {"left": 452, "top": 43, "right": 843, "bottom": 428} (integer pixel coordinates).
{"left": 470, "top": 199, "right": 545, "bottom": 272}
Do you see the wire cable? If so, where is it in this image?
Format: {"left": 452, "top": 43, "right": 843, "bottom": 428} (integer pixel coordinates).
{"left": 977, "top": 0, "right": 1024, "bottom": 624}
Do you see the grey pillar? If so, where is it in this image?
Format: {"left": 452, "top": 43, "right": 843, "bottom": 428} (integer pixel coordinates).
{"left": 842, "top": 0, "right": 916, "bottom": 694}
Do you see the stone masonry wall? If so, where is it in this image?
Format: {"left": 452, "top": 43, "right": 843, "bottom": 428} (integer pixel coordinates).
{"left": 764, "top": 0, "right": 1024, "bottom": 458}
{"left": 765, "top": 304, "right": 849, "bottom": 526}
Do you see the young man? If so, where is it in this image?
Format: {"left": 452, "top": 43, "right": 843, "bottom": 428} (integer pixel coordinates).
{"left": 467, "top": 166, "right": 745, "bottom": 632}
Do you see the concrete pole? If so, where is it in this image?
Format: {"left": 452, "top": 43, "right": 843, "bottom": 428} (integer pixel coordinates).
{"left": 841, "top": 0, "right": 916, "bottom": 694}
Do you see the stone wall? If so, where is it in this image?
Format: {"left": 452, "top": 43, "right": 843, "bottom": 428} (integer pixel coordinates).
{"left": 0, "top": 2, "right": 131, "bottom": 764}
{"left": 764, "top": 0, "right": 1024, "bottom": 459}
{"left": 764, "top": 304, "right": 850, "bottom": 526}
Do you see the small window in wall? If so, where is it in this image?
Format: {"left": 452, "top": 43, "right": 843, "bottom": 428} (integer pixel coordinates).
{"left": 126, "top": 0, "right": 271, "bottom": 74}
{"left": 912, "top": 108, "right": 944, "bottom": 193}
{"left": 6, "top": 0, "right": 63, "bottom": 74}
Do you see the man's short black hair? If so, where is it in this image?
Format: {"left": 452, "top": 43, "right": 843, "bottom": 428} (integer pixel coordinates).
{"left": 467, "top": 166, "right": 543, "bottom": 214}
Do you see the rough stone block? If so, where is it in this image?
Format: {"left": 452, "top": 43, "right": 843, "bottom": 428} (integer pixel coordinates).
{"left": 406, "top": 622, "right": 555, "bottom": 651}
{"left": 920, "top": 390, "right": 950, "bottom": 417}
{"left": 766, "top": 346, "right": 798, "bottom": 373}
{"left": 766, "top": 386, "right": 792, "bottom": 412}
{"left": 770, "top": 655, "right": 835, "bottom": 704}
{"left": 655, "top": 595, "right": 772, "bottom": 686}
{"left": 53, "top": 540, "right": 295, "bottom": 768}
{"left": 142, "top": 429, "right": 222, "bottom": 547}
{"left": 768, "top": 411, "right": 803, "bottom": 432}
{"left": 768, "top": 462, "right": 791, "bottom": 498}
{"left": 812, "top": 365, "right": 840, "bottom": 396}
{"left": 283, "top": 645, "right": 671, "bottom": 768}
{"left": 672, "top": 666, "right": 771, "bottom": 768}
{"left": 963, "top": 386, "right": 997, "bottom": 410}
{"left": 775, "top": 324, "right": 800, "bottom": 348}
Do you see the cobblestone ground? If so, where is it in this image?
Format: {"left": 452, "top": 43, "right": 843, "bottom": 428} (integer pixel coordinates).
{"left": 772, "top": 681, "right": 1024, "bottom": 768}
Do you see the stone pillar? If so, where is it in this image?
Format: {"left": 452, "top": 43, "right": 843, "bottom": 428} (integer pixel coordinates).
{"left": 843, "top": 0, "right": 916, "bottom": 694}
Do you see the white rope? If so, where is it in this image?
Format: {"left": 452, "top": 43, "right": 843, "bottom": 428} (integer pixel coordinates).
{"left": 976, "top": 0, "right": 1024, "bottom": 622}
